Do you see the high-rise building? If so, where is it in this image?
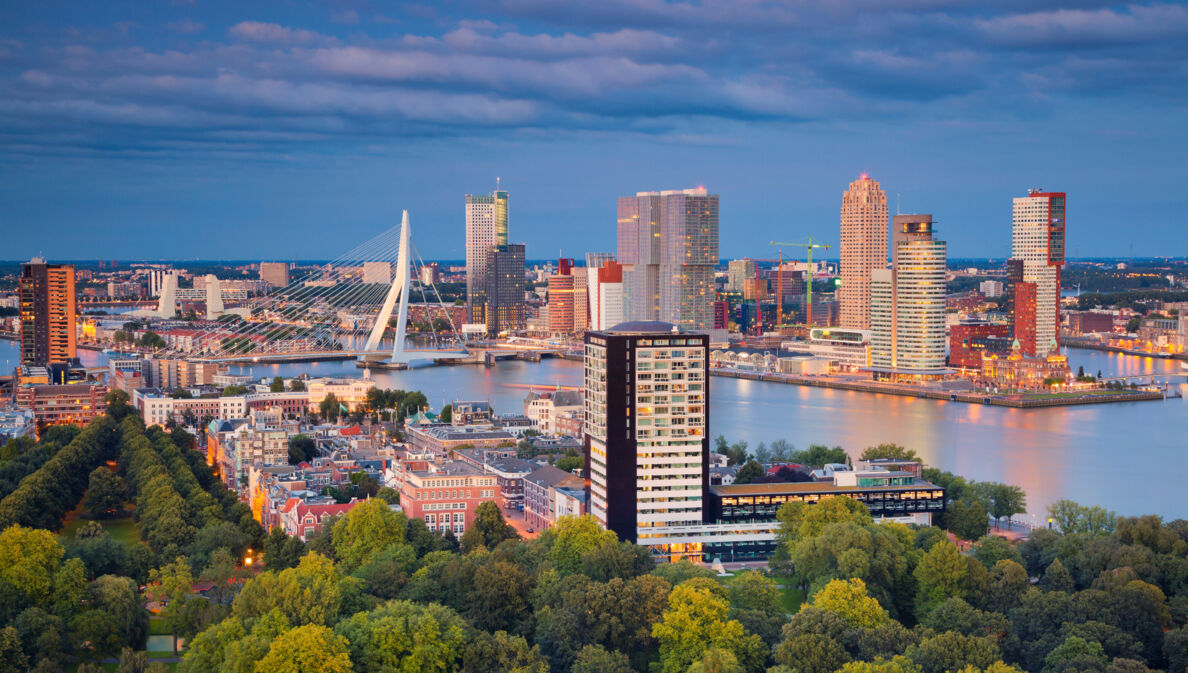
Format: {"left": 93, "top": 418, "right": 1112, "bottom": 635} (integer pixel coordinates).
{"left": 839, "top": 175, "right": 889, "bottom": 329}
{"left": 547, "top": 260, "right": 576, "bottom": 334}
{"left": 466, "top": 188, "right": 510, "bottom": 324}
{"left": 19, "top": 259, "right": 76, "bottom": 367}
{"left": 1011, "top": 190, "right": 1066, "bottom": 354}
{"left": 572, "top": 270, "right": 589, "bottom": 333}
{"left": 485, "top": 244, "right": 525, "bottom": 336}
{"left": 419, "top": 262, "right": 441, "bottom": 286}
{"left": 585, "top": 253, "right": 616, "bottom": 330}
{"left": 259, "top": 262, "right": 289, "bottom": 287}
{"left": 584, "top": 321, "right": 709, "bottom": 543}
{"left": 727, "top": 259, "right": 756, "bottom": 292}
{"left": 870, "top": 215, "right": 947, "bottom": 377}
{"left": 617, "top": 188, "right": 719, "bottom": 330}
{"left": 589, "top": 261, "right": 624, "bottom": 331}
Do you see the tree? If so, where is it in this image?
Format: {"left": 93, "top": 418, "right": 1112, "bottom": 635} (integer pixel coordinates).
{"left": 464, "top": 501, "right": 518, "bottom": 552}
{"left": 791, "top": 444, "right": 848, "bottom": 467}
{"left": 837, "top": 656, "right": 923, "bottom": 673}
{"left": 809, "top": 578, "right": 891, "bottom": 628}
{"left": 288, "top": 379, "right": 306, "bottom": 392}
{"left": 725, "top": 440, "right": 748, "bottom": 466}
{"left": 222, "top": 385, "right": 249, "bottom": 396}
{"left": 269, "top": 377, "right": 285, "bottom": 393}
{"left": 652, "top": 578, "right": 766, "bottom": 673}
{"left": 460, "top": 630, "right": 548, "bottom": 673}
{"left": 921, "top": 598, "right": 1008, "bottom": 638}
{"left": 1039, "top": 558, "right": 1075, "bottom": 593}
{"left": 734, "top": 460, "right": 764, "bottom": 485}
{"left": 85, "top": 467, "right": 125, "bottom": 519}
{"left": 860, "top": 444, "right": 920, "bottom": 462}
{"left": 0, "top": 525, "right": 63, "bottom": 615}
{"left": 554, "top": 455, "right": 583, "bottom": 473}
{"left": 331, "top": 499, "right": 408, "bottom": 569}
{"left": 288, "top": 435, "right": 317, "bottom": 465}
{"left": 570, "top": 644, "right": 634, "bottom": 673}
{"left": 972, "top": 535, "right": 1021, "bottom": 568}
{"left": 688, "top": 648, "right": 744, "bottom": 673}
{"left": 139, "top": 331, "right": 166, "bottom": 349}
{"left": 974, "top": 483, "right": 1027, "bottom": 529}
{"left": 233, "top": 553, "right": 342, "bottom": 627}
{"left": 948, "top": 499, "right": 991, "bottom": 541}
{"left": 320, "top": 393, "right": 342, "bottom": 422}
{"left": 548, "top": 515, "right": 619, "bottom": 575}
{"left": 439, "top": 404, "right": 452, "bottom": 423}
{"left": 1043, "top": 636, "right": 1108, "bottom": 673}
{"left": 256, "top": 624, "right": 352, "bottom": 673}
{"left": 146, "top": 556, "right": 195, "bottom": 653}
{"left": 1047, "top": 500, "right": 1117, "bottom": 535}
{"left": 908, "top": 632, "right": 1001, "bottom": 673}
{"left": 0, "top": 627, "right": 28, "bottom": 673}
{"left": 915, "top": 540, "right": 967, "bottom": 615}
{"left": 728, "top": 570, "right": 786, "bottom": 647}
{"left": 1164, "top": 628, "right": 1188, "bottom": 673}
{"left": 774, "top": 633, "right": 850, "bottom": 673}
{"left": 334, "top": 600, "right": 467, "bottom": 673}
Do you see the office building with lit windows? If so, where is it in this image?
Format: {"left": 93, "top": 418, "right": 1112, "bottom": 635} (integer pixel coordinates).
{"left": 19, "top": 259, "right": 76, "bottom": 367}
{"left": 870, "top": 215, "right": 948, "bottom": 379}
{"left": 485, "top": 243, "right": 526, "bottom": 337}
{"left": 1011, "top": 190, "right": 1066, "bottom": 355}
{"left": 617, "top": 188, "right": 719, "bottom": 330}
{"left": 466, "top": 187, "right": 510, "bottom": 324}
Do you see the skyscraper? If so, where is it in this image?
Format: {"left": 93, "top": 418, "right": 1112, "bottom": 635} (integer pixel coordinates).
{"left": 585, "top": 252, "right": 616, "bottom": 331}
{"left": 870, "top": 215, "right": 947, "bottom": 377}
{"left": 617, "top": 188, "right": 718, "bottom": 330}
{"left": 485, "top": 244, "right": 525, "bottom": 337}
{"left": 1011, "top": 190, "right": 1066, "bottom": 354}
{"left": 19, "top": 259, "right": 76, "bottom": 367}
{"left": 584, "top": 321, "right": 709, "bottom": 543}
{"left": 727, "top": 259, "right": 756, "bottom": 292}
{"left": 839, "top": 175, "right": 889, "bottom": 329}
{"left": 466, "top": 187, "right": 510, "bottom": 324}
{"left": 547, "top": 260, "right": 576, "bottom": 334}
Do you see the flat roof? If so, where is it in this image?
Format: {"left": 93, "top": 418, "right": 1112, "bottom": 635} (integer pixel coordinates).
{"left": 712, "top": 479, "right": 941, "bottom": 496}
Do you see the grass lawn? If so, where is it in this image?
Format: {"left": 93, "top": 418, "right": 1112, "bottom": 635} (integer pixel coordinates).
{"left": 149, "top": 617, "right": 171, "bottom": 636}
{"left": 778, "top": 585, "right": 805, "bottom": 614}
{"left": 58, "top": 506, "right": 140, "bottom": 545}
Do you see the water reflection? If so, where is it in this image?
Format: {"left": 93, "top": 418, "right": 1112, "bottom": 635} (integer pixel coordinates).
{"left": 2, "top": 341, "right": 1182, "bottom": 518}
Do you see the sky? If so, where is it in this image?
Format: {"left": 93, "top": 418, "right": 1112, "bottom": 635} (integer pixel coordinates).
{"left": 0, "top": 0, "right": 1185, "bottom": 262}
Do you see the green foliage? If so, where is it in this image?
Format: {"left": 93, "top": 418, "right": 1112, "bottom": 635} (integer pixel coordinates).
{"left": 1043, "top": 636, "right": 1108, "bottom": 673}
{"left": 233, "top": 553, "right": 342, "bottom": 626}
{"left": 269, "top": 377, "right": 285, "bottom": 393}
{"left": 1047, "top": 500, "right": 1118, "bottom": 536}
{"left": 570, "top": 644, "right": 634, "bottom": 673}
{"left": 733, "top": 459, "right": 764, "bottom": 485}
{"left": 0, "top": 525, "right": 64, "bottom": 616}
{"left": 439, "top": 404, "right": 452, "bottom": 423}
{"left": 908, "top": 631, "right": 1001, "bottom": 673}
{"left": 915, "top": 540, "right": 967, "bottom": 615}
{"left": 859, "top": 444, "right": 920, "bottom": 462}
{"left": 652, "top": 578, "right": 766, "bottom": 673}
{"left": 330, "top": 499, "right": 408, "bottom": 570}
{"left": 462, "top": 501, "right": 518, "bottom": 553}
{"left": 972, "top": 535, "right": 1022, "bottom": 569}
{"left": 809, "top": 578, "right": 891, "bottom": 628}
{"left": 334, "top": 600, "right": 467, "bottom": 673}
{"left": 948, "top": 499, "right": 991, "bottom": 542}
{"left": 86, "top": 467, "right": 126, "bottom": 519}
{"left": 256, "top": 623, "right": 352, "bottom": 673}
{"left": 547, "top": 515, "right": 619, "bottom": 575}
{"left": 221, "top": 385, "right": 249, "bottom": 396}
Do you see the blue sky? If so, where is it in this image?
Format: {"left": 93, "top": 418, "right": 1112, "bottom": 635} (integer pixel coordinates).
{"left": 1, "top": 0, "right": 1185, "bottom": 262}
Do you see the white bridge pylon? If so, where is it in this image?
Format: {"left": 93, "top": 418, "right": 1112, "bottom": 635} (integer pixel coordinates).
{"left": 360, "top": 210, "right": 468, "bottom": 364}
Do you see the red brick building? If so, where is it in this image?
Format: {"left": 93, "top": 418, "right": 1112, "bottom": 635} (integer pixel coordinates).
{"left": 17, "top": 383, "right": 107, "bottom": 436}
{"left": 1013, "top": 282, "right": 1038, "bottom": 356}
{"left": 398, "top": 461, "right": 500, "bottom": 535}
{"left": 949, "top": 323, "right": 1012, "bottom": 369}
{"left": 279, "top": 498, "right": 360, "bottom": 541}
{"left": 1067, "top": 311, "right": 1116, "bottom": 335}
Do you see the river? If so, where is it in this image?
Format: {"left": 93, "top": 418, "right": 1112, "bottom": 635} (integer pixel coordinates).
{"left": 3, "top": 341, "right": 1185, "bottom": 519}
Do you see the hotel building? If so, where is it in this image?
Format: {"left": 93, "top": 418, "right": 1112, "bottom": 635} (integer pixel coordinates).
{"left": 870, "top": 215, "right": 948, "bottom": 378}
{"left": 19, "top": 259, "right": 76, "bottom": 367}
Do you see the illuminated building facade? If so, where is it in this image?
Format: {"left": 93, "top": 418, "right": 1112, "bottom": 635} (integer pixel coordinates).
{"left": 485, "top": 244, "right": 526, "bottom": 336}
{"left": 870, "top": 215, "right": 947, "bottom": 378}
{"left": 20, "top": 259, "right": 76, "bottom": 367}
{"left": 618, "top": 188, "right": 719, "bottom": 330}
{"left": 949, "top": 322, "right": 1012, "bottom": 369}
{"left": 584, "top": 322, "right": 709, "bottom": 546}
{"left": 839, "top": 175, "right": 888, "bottom": 329}
{"left": 1011, "top": 190, "right": 1066, "bottom": 355}
{"left": 465, "top": 187, "right": 510, "bottom": 324}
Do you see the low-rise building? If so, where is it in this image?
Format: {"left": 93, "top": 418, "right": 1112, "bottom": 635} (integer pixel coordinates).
{"left": 982, "top": 340, "right": 1072, "bottom": 390}
{"left": 399, "top": 461, "right": 500, "bottom": 536}
{"left": 523, "top": 389, "right": 582, "bottom": 435}
{"left": 781, "top": 328, "right": 871, "bottom": 371}
{"left": 523, "top": 464, "right": 584, "bottom": 531}
{"left": 0, "top": 409, "right": 36, "bottom": 442}
{"left": 17, "top": 383, "right": 107, "bottom": 435}
{"left": 949, "top": 322, "right": 1012, "bottom": 370}
{"left": 305, "top": 376, "right": 376, "bottom": 412}
{"left": 279, "top": 498, "right": 361, "bottom": 541}
{"left": 405, "top": 424, "right": 516, "bottom": 457}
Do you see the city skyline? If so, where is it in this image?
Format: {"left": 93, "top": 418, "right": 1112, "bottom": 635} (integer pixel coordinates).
{"left": 1, "top": 2, "right": 1185, "bottom": 260}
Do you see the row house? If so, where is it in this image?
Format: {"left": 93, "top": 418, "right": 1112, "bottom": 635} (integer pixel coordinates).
{"left": 523, "top": 464, "right": 584, "bottom": 531}
{"left": 405, "top": 423, "right": 516, "bottom": 457}
{"left": 279, "top": 498, "right": 361, "bottom": 541}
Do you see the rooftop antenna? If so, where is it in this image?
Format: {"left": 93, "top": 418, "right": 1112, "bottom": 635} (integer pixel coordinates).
{"left": 897, "top": 193, "right": 900, "bottom": 215}
{"left": 496, "top": 176, "right": 501, "bottom": 190}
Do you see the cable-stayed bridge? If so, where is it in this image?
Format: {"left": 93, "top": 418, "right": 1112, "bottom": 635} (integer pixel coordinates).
{"left": 153, "top": 211, "right": 469, "bottom": 366}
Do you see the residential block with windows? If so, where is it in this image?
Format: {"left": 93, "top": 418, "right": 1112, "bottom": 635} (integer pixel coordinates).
{"left": 399, "top": 460, "right": 500, "bottom": 535}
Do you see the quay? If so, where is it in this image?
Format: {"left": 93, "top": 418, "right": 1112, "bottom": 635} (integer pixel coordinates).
{"left": 709, "top": 368, "right": 1170, "bottom": 408}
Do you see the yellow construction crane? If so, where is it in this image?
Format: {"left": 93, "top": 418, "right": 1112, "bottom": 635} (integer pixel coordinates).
{"left": 770, "top": 236, "right": 831, "bottom": 327}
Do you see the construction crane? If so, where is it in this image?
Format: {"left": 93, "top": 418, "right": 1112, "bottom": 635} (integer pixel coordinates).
{"left": 770, "top": 236, "right": 831, "bottom": 327}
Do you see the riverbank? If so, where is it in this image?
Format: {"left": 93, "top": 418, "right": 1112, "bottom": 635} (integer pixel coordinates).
{"left": 709, "top": 368, "right": 1169, "bottom": 408}
{"left": 1064, "top": 338, "right": 1186, "bottom": 362}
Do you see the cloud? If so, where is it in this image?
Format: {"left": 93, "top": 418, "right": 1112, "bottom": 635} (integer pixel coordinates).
{"left": 167, "top": 18, "right": 205, "bottom": 33}
{"left": 330, "top": 10, "right": 360, "bottom": 25}
{"left": 976, "top": 3, "right": 1188, "bottom": 48}
{"left": 227, "top": 21, "right": 325, "bottom": 45}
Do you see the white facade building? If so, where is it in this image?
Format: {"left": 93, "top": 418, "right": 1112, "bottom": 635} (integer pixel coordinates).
{"left": 1012, "top": 191, "right": 1066, "bottom": 353}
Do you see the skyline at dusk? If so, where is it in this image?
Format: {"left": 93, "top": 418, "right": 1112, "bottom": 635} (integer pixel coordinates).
{"left": 1, "top": 1, "right": 1186, "bottom": 260}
